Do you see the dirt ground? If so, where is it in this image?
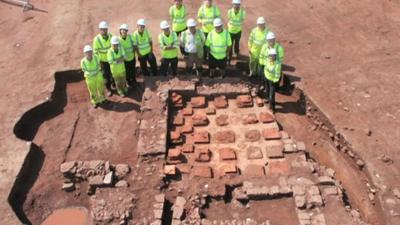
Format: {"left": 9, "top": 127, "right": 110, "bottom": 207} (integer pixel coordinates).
{"left": 0, "top": 0, "right": 400, "bottom": 225}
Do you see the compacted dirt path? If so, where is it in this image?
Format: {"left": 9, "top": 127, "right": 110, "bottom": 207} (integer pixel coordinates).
{"left": 1, "top": 0, "right": 400, "bottom": 224}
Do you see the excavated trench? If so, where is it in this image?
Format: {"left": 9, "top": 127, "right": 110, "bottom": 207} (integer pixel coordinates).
{"left": 7, "top": 66, "right": 385, "bottom": 225}
{"left": 9, "top": 70, "right": 84, "bottom": 225}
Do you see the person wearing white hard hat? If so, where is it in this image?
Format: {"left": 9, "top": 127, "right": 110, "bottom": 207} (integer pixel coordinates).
{"left": 227, "top": 0, "right": 246, "bottom": 59}
{"left": 259, "top": 31, "right": 285, "bottom": 90}
{"left": 197, "top": 0, "right": 221, "bottom": 61}
{"left": 132, "top": 18, "right": 158, "bottom": 76}
{"left": 80, "top": 45, "right": 106, "bottom": 108}
{"left": 248, "top": 17, "right": 270, "bottom": 77}
{"left": 180, "top": 18, "right": 206, "bottom": 76}
{"left": 93, "top": 21, "right": 114, "bottom": 96}
{"left": 158, "top": 20, "right": 179, "bottom": 76}
{"left": 107, "top": 36, "right": 128, "bottom": 97}
{"left": 263, "top": 48, "right": 282, "bottom": 113}
{"left": 205, "top": 18, "right": 232, "bottom": 78}
{"left": 119, "top": 24, "right": 138, "bottom": 88}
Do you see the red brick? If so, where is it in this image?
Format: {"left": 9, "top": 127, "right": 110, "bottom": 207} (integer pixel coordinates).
{"left": 219, "top": 148, "right": 237, "bottom": 160}
{"left": 214, "top": 131, "right": 235, "bottom": 143}
{"left": 262, "top": 128, "right": 281, "bottom": 140}
{"left": 193, "top": 166, "right": 213, "bottom": 178}
{"left": 215, "top": 114, "right": 229, "bottom": 126}
{"left": 214, "top": 96, "right": 228, "bottom": 109}
{"left": 221, "top": 164, "right": 237, "bottom": 175}
{"left": 247, "top": 146, "right": 263, "bottom": 159}
{"left": 181, "top": 106, "right": 193, "bottom": 116}
{"left": 176, "top": 164, "right": 191, "bottom": 174}
{"left": 256, "top": 97, "right": 264, "bottom": 107}
{"left": 190, "top": 96, "right": 206, "bottom": 108}
{"left": 259, "top": 112, "right": 275, "bottom": 123}
{"left": 164, "top": 165, "right": 176, "bottom": 175}
{"left": 172, "top": 92, "right": 183, "bottom": 107}
{"left": 181, "top": 144, "right": 194, "bottom": 153}
{"left": 242, "top": 113, "right": 258, "bottom": 125}
{"left": 195, "top": 148, "right": 211, "bottom": 162}
{"left": 170, "top": 131, "right": 182, "bottom": 144}
{"left": 180, "top": 123, "right": 193, "bottom": 133}
{"left": 236, "top": 95, "right": 253, "bottom": 108}
{"left": 268, "top": 160, "right": 291, "bottom": 175}
{"left": 193, "top": 131, "right": 210, "bottom": 144}
{"left": 168, "top": 148, "right": 182, "bottom": 159}
{"left": 205, "top": 106, "right": 216, "bottom": 115}
{"left": 243, "top": 165, "right": 265, "bottom": 177}
{"left": 192, "top": 112, "right": 209, "bottom": 126}
{"left": 245, "top": 130, "right": 261, "bottom": 142}
{"left": 266, "top": 141, "right": 284, "bottom": 158}
{"left": 173, "top": 113, "right": 184, "bottom": 126}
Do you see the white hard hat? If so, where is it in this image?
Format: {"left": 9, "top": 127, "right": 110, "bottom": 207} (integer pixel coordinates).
{"left": 256, "top": 17, "right": 265, "bottom": 25}
{"left": 83, "top": 45, "right": 92, "bottom": 53}
{"left": 213, "top": 18, "right": 223, "bottom": 27}
{"left": 187, "top": 18, "right": 197, "bottom": 27}
{"left": 268, "top": 48, "right": 277, "bottom": 55}
{"left": 137, "top": 18, "right": 146, "bottom": 26}
{"left": 160, "top": 20, "right": 170, "bottom": 29}
{"left": 119, "top": 23, "right": 129, "bottom": 30}
{"left": 232, "top": 0, "right": 241, "bottom": 4}
{"left": 99, "top": 21, "right": 109, "bottom": 29}
{"left": 111, "top": 36, "right": 119, "bottom": 45}
{"left": 266, "top": 32, "right": 275, "bottom": 40}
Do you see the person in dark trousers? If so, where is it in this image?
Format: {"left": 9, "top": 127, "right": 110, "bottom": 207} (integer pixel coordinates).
{"left": 158, "top": 20, "right": 179, "bottom": 76}
{"left": 132, "top": 18, "right": 158, "bottom": 76}
{"left": 93, "top": 21, "right": 114, "bottom": 96}
{"left": 227, "top": 0, "right": 246, "bottom": 63}
{"left": 119, "top": 24, "right": 137, "bottom": 87}
{"left": 263, "top": 48, "right": 282, "bottom": 113}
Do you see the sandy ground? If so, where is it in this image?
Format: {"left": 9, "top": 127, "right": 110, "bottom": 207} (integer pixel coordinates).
{"left": 0, "top": 0, "right": 400, "bottom": 224}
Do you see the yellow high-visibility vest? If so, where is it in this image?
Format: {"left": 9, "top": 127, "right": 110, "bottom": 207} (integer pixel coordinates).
{"left": 132, "top": 29, "right": 152, "bottom": 56}
{"left": 119, "top": 35, "right": 136, "bottom": 61}
{"left": 197, "top": 5, "right": 221, "bottom": 33}
{"left": 81, "top": 55, "right": 102, "bottom": 78}
{"left": 227, "top": 8, "right": 246, "bottom": 34}
{"left": 169, "top": 5, "right": 187, "bottom": 32}
{"left": 205, "top": 29, "right": 232, "bottom": 60}
{"left": 93, "top": 33, "right": 113, "bottom": 62}
{"left": 158, "top": 32, "right": 179, "bottom": 59}
{"left": 107, "top": 46, "right": 126, "bottom": 75}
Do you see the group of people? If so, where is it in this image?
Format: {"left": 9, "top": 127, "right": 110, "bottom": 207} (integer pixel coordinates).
{"left": 80, "top": 0, "right": 285, "bottom": 112}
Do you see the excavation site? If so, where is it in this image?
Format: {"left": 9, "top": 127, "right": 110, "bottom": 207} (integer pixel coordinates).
{"left": 1, "top": 1, "right": 400, "bottom": 225}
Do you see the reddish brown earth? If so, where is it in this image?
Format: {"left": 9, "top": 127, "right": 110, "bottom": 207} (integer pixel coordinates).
{"left": 1, "top": 0, "right": 400, "bottom": 225}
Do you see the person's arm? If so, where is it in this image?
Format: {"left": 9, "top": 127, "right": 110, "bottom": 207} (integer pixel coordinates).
{"left": 259, "top": 45, "right": 266, "bottom": 66}
{"left": 279, "top": 44, "right": 285, "bottom": 62}
{"left": 107, "top": 50, "right": 115, "bottom": 65}
{"left": 93, "top": 37, "right": 99, "bottom": 56}
{"left": 169, "top": 6, "right": 174, "bottom": 21}
{"left": 248, "top": 30, "right": 254, "bottom": 52}
{"left": 173, "top": 33, "right": 179, "bottom": 49}
{"left": 227, "top": 31, "right": 232, "bottom": 55}
{"left": 197, "top": 7, "right": 203, "bottom": 24}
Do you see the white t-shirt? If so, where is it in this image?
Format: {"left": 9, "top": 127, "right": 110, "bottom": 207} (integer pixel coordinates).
{"left": 184, "top": 32, "right": 197, "bottom": 53}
